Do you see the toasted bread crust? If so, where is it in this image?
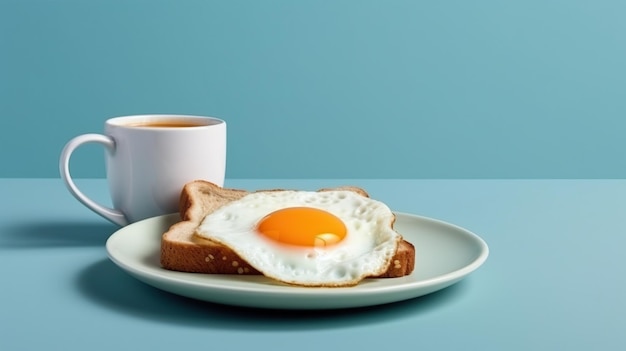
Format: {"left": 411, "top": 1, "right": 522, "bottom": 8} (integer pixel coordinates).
{"left": 161, "top": 221, "right": 261, "bottom": 275}
{"left": 161, "top": 181, "right": 415, "bottom": 280}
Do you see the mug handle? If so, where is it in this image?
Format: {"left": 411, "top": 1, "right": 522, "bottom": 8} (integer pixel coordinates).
{"left": 59, "top": 134, "right": 128, "bottom": 226}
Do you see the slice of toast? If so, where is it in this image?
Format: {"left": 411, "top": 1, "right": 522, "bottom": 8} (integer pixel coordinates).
{"left": 160, "top": 180, "right": 415, "bottom": 280}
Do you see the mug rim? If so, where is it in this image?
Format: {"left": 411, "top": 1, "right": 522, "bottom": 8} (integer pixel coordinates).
{"left": 106, "top": 114, "right": 225, "bottom": 129}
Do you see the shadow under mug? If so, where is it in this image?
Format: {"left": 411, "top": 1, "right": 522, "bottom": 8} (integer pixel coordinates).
{"left": 59, "top": 114, "right": 226, "bottom": 226}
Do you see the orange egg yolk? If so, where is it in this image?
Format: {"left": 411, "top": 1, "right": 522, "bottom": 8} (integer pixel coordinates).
{"left": 256, "top": 207, "right": 347, "bottom": 247}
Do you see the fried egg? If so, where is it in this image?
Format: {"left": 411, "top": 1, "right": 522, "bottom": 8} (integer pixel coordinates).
{"left": 195, "top": 190, "right": 401, "bottom": 287}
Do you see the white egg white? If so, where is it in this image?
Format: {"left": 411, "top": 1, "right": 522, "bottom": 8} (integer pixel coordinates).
{"left": 195, "top": 190, "right": 401, "bottom": 287}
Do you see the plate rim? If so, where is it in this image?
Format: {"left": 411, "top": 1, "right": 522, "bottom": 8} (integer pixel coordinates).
{"left": 105, "top": 211, "right": 489, "bottom": 307}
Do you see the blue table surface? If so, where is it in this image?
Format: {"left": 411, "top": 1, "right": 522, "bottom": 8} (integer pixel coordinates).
{"left": 1, "top": 178, "right": 625, "bottom": 350}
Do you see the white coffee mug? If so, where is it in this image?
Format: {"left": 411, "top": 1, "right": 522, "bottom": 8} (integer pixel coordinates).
{"left": 59, "top": 114, "right": 226, "bottom": 226}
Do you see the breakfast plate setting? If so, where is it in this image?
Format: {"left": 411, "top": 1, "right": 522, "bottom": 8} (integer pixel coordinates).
{"left": 106, "top": 212, "right": 489, "bottom": 310}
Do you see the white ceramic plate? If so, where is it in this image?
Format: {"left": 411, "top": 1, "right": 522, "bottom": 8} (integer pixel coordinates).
{"left": 106, "top": 212, "right": 489, "bottom": 310}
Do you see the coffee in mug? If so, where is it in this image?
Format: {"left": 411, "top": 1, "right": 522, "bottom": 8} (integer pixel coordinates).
{"left": 59, "top": 114, "right": 226, "bottom": 226}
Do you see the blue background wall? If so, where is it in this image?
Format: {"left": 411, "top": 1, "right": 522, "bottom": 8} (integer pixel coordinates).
{"left": 2, "top": 0, "right": 625, "bottom": 179}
